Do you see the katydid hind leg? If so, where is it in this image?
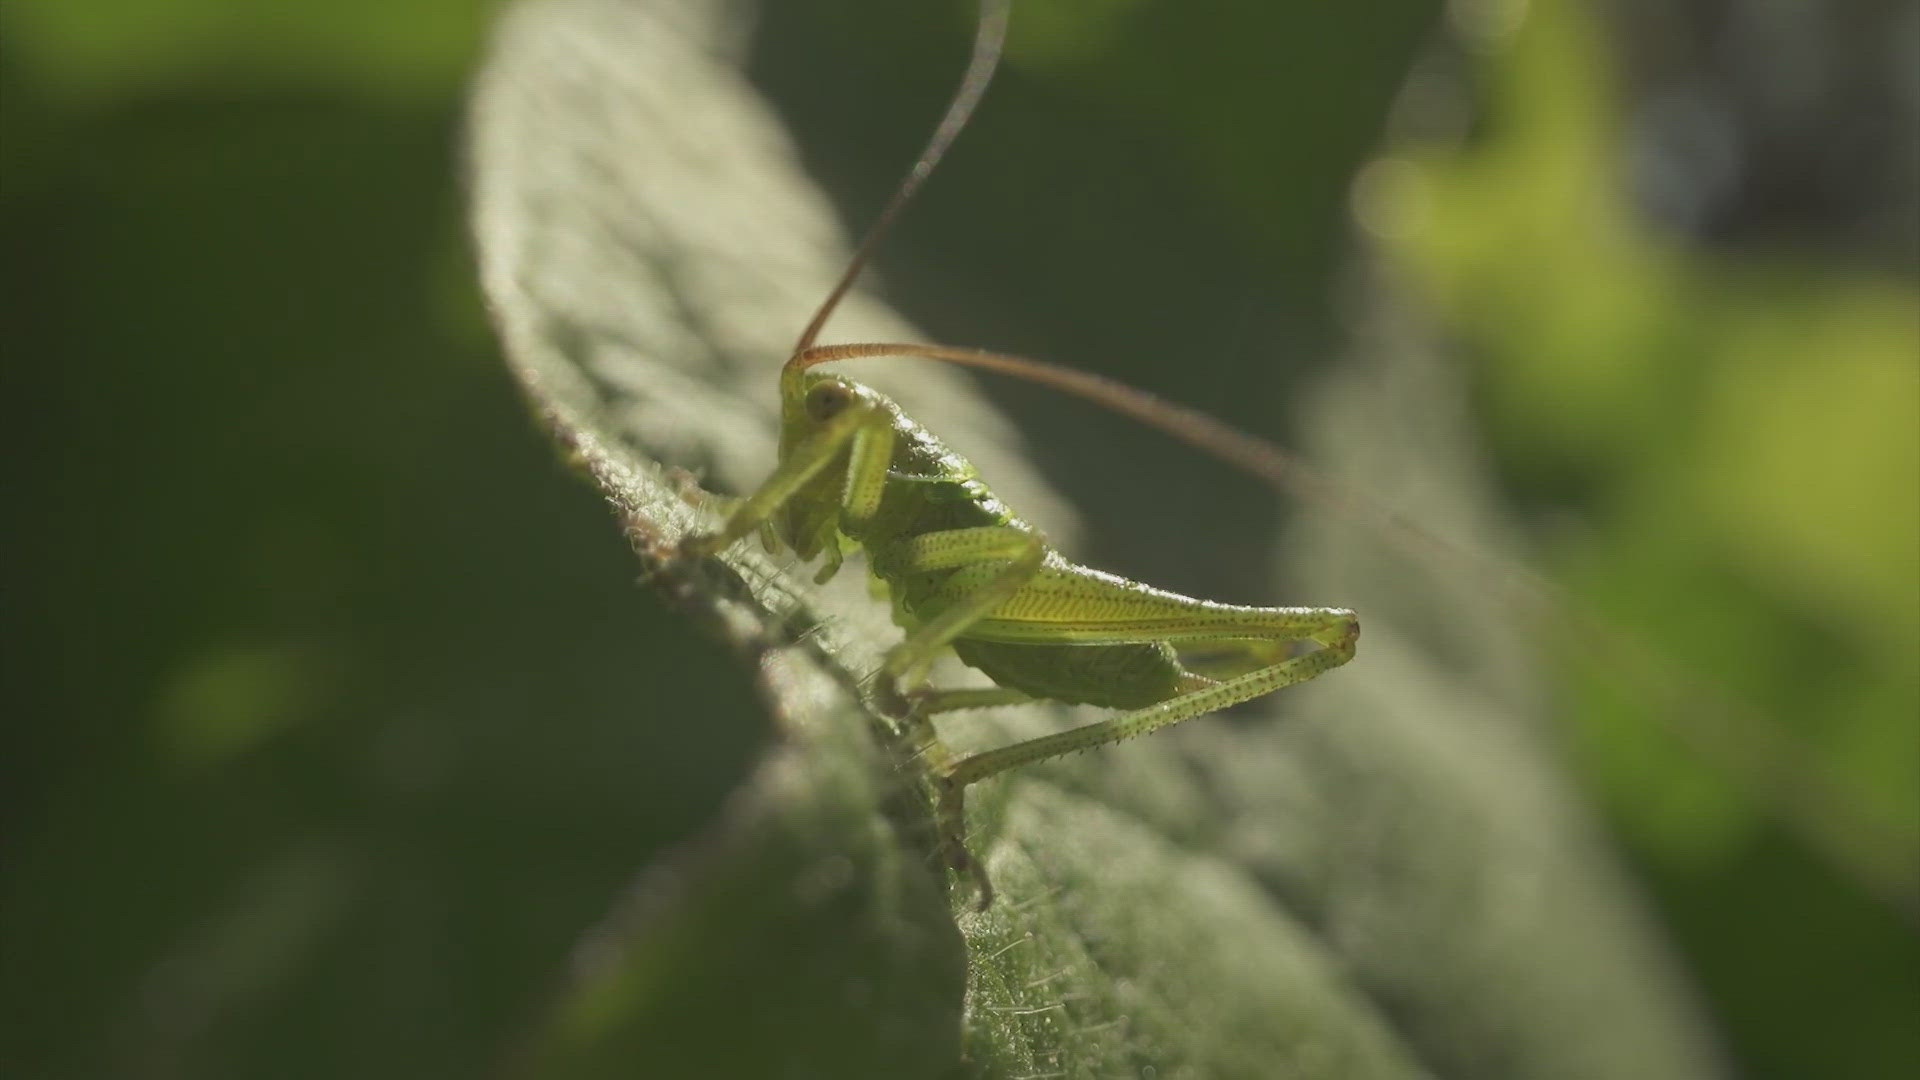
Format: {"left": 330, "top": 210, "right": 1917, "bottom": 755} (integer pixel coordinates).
{"left": 946, "top": 608, "right": 1356, "bottom": 788}
{"left": 931, "top": 605, "right": 1355, "bottom": 903}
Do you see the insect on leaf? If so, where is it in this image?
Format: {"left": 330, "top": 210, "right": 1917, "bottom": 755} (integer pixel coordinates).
{"left": 468, "top": 0, "right": 1724, "bottom": 1075}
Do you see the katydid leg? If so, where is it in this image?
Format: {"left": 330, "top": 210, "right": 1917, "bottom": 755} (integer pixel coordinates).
{"left": 931, "top": 604, "right": 1356, "bottom": 906}
{"left": 680, "top": 398, "right": 891, "bottom": 555}
{"left": 947, "top": 610, "right": 1356, "bottom": 788}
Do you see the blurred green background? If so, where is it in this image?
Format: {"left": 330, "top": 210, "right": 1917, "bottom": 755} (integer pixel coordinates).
{"left": 4, "top": 0, "right": 1914, "bottom": 1077}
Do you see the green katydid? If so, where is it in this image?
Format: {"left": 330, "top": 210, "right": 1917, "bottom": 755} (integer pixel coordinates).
{"left": 678, "top": 0, "right": 1356, "bottom": 906}
{"left": 649, "top": 0, "right": 1917, "bottom": 923}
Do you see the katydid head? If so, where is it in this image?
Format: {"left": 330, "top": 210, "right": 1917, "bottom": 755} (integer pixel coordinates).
{"left": 770, "top": 371, "right": 905, "bottom": 558}
{"left": 778, "top": 372, "right": 886, "bottom": 453}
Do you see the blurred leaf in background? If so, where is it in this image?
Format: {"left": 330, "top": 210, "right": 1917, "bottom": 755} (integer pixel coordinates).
{"left": 2, "top": 0, "right": 480, "bottom": 100}
{"left": 1356, "top": 1, "right": 1919, "bottom": 1075}
{"left": 3, "top": 0, "right": 766, "bottom": 1075}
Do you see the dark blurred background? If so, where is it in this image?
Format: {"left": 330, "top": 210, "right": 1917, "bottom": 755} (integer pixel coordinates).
{"left": 4, "top": 0, "right": 1914, "bottom": 1077}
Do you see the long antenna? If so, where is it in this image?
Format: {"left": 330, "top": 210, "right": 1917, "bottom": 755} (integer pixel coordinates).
{"left": 791, "top": 340, "right": 1920, "bottom": 921}
{"left": 790, "top": 0, "right": 1012, "bottom": 359}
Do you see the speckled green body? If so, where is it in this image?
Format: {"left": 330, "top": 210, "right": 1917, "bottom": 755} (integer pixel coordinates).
{"left": 781, "top": 375, "right": 1190, "bottom": 709}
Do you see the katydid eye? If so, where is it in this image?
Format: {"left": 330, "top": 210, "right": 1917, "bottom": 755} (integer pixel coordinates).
{"left": 806, "top": 382, "right": 852, "bottom": 421}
